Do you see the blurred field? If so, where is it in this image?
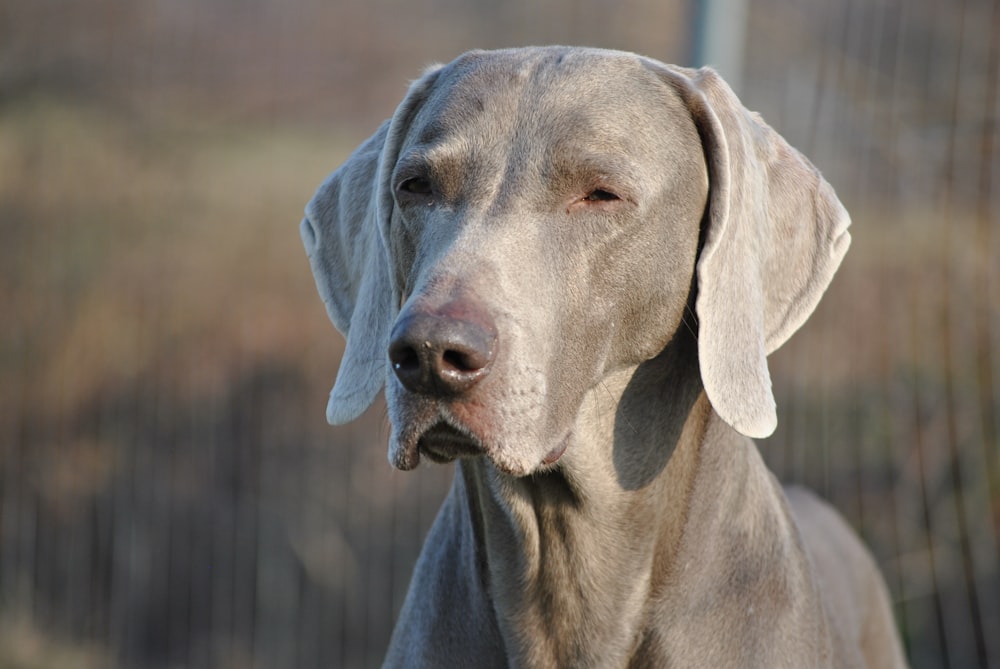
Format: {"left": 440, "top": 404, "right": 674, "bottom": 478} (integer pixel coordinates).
{"left": 1, "top": 95, "right": 335, "bottom": 414}
{"left": 1, "top": 0, "right": 998, "bottom": 668}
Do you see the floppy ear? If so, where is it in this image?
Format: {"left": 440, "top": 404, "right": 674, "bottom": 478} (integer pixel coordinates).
{"left": 659, "top": 65, "right": 851, "bottom": 438}
{"left": 301, "top": 67, "right": 443, "bottom": 425}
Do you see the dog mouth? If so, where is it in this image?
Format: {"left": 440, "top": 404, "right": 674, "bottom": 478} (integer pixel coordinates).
{"left": 387, "top": 395, "right": 570, "bottom": 476}
{"left": 418, "top": 421, "right": 484, "bottom": 464}
{"left": 415, "top": 419, "right": 571, "bottom": 474}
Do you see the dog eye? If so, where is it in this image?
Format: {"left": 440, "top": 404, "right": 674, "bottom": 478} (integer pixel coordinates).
{"left": 398, "top": 176, "right": 434, "bottom": 196}
{"left": 583, "top": 189, "right": 619, "bottom": 202}
{"left": 567, "top": 186, "right": 628, "bottom": 214}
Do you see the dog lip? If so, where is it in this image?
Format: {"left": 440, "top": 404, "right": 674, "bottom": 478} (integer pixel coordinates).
{"left": 418, "top": 422, "right": 483, "bottom": 463}
{"left": 541, "top": 440, "right": 568, "bottom": 466}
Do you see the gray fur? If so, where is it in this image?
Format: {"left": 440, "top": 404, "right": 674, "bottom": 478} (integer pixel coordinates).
{"left": 301, "top": 46, "right": 907, "bottom": 668}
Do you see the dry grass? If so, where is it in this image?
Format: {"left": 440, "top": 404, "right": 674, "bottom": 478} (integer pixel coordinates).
{"left": 0, "top": 94, "right": 349, "bottom": 425}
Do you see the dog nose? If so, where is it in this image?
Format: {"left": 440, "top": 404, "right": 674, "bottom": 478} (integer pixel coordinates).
{"left": 388, "top": 304, "right": 497, "bottom": 397}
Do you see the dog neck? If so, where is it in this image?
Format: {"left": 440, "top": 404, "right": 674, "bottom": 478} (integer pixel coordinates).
{"left": 385, "top": 329, "right": 822, "bottom": 667}
{"left": 457, "top": 330, "right": 731, "bottom": 666}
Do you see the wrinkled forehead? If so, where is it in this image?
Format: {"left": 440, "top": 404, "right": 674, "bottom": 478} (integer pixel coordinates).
{"left": 405, "top": 48, "right": 677, "bottom": 159}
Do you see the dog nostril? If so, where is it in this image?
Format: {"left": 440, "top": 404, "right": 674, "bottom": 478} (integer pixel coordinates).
{"left": 442, "top": 349, "right": 481, "bottom": 373}
{"left": 389, "top": 341, "right": 421, "bottom": 373}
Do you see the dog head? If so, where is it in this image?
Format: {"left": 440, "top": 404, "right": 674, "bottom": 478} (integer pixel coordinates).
{"left": 301, "top": 47, "right": 850, "bottom": 476}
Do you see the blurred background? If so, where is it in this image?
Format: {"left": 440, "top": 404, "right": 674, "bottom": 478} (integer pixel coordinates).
{"left": 1, "top": 0, "right": 997, "bottom": 667}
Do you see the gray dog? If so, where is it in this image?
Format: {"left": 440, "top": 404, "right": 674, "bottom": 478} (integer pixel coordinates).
{"left": 301, "top": 46, "right": 908, "bottom": 669}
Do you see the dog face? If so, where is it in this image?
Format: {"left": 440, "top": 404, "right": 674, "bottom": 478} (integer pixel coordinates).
{"left": 380, "top": 50, "right": 708, "bottom": 475}
{"left": 301, "top": 47, "right": 850, "bottom": 476}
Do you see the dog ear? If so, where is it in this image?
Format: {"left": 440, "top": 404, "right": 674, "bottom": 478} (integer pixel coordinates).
{"left": 301, "top": 66, "right": 443, "bottom": 425}
{"left": 658, "top": 65, "right": 851, "bottom": 438}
